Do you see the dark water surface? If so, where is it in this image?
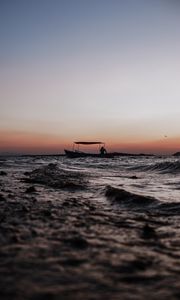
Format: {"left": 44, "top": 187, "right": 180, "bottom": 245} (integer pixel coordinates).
{"left": 0, "top": 155, "right": 180, "bottom": 299}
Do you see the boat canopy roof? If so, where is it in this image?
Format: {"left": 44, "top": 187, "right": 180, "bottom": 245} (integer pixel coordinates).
{"left": 74, "top": 141, "right": 104, "bottom": 145}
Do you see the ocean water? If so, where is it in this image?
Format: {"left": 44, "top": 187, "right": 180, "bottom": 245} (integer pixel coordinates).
{"left": 0, "top": 155, "right": 180, "bottom": 299}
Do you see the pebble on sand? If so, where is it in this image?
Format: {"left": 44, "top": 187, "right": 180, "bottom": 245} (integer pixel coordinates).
{"left": 25, "top": 186, "right": 37, "bottom": 193}
{"left": 0, "top": 171, "right": 7, "bottom": 176}
{"left": 142, "top": 224, "right": 157, "bottom": 239}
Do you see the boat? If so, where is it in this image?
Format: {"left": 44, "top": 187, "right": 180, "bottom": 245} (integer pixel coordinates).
{"left": 64, "top": 141, "right": 115, "bottom": 158}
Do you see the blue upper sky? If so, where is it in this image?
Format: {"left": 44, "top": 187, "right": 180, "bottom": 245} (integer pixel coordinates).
{"left": 1, "top": 0, "right": 179, "bottom": 63}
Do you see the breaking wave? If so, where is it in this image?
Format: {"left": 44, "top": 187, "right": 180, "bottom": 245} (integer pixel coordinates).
{"left": 146, "top": 161, "right": 180, "bottom": 173}
{"left": 131, "top": 160, "right": 180, "bottom": 174}
{"left": 105, "top": 186, "right": 158, "bottom": 209}
{"left": 105, "top": 185, "right": 180, "bottom": 214}
{"left": 22, "top": 163, "right": 87, "bottom": 190}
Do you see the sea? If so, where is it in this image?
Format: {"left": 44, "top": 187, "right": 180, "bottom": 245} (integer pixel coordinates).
{"left": 0, "top": 155, "right": 180, "bottom": 300}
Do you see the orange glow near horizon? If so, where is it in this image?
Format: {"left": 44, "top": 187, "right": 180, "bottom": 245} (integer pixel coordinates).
{"left": 0, "top": 130, "right": 68, "bottom": 154}
{"left": 0, "top": 129, "right": 180, "bottom": 155}
{"left": 107, "top": 139, "right": 180, "bottom": 155}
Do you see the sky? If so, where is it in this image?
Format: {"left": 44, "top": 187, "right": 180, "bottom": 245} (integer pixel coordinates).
{"left": 0, "top": 0, "right": 180, "bottom": 154}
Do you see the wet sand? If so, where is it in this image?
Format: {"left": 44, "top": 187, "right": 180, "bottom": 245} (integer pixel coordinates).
{"left": 0, "top": 161, "right": 180, "bottom": 300}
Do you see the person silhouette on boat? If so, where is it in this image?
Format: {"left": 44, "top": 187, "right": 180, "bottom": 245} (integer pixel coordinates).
{"left": 100, "top": 146, "right": 107, "bottom": 155}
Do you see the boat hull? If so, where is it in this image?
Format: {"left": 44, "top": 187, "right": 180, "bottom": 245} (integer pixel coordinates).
{"left": 64, "top": 149, "right": 115, "bottom": 158}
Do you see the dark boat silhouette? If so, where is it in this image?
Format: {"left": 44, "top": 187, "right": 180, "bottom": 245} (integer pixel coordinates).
{"left": 64, "top": 142, "right": 154, "bottom": 158}
{"left": 64, "top": 141, "right": 115, "bottom": 158}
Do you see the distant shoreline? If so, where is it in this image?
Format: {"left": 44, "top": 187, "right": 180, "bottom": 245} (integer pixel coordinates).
{"left": 0, "top": 152, "right": 160, "bottom": 157}
{"left": 0, "top": 152, "right": 179, "bottom": 157}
